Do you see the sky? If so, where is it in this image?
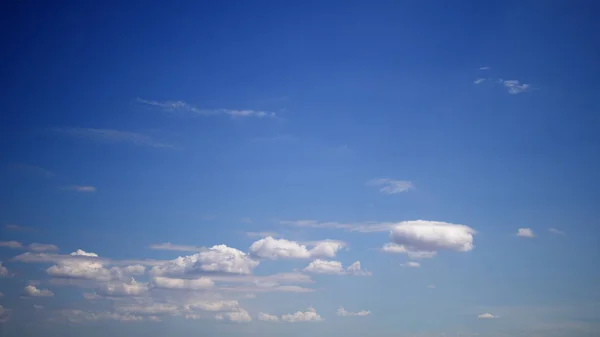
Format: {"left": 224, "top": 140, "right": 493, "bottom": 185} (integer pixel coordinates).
{"left": 1, "top": 0, "right": 599, "bottom": 336}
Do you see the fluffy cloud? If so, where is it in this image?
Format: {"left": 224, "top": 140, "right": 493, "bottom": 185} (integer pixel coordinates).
{"left": 0, "top": 241, "right": 23, "bottom": 249}
{"left": 390, "top": 220, "right": 476, "bottom": 253}
{"left": 303, "top": 260, "right": 370, "bottom": 276}
{"left": 185, "top": 300, "right": 240, "bottom": 312}
{"left": 337, "top": 307, "right": 371, "bottom": 317}
{"left": 151, "top": 276, "right": 214, "bottom": 290}
{"left": 45, "top": 250, "right": 144, "bottom": 282}
{"left": 249, "top": 237, "right": 344, "bottom": 260}
{"left": 258, "top": 312, "right": 279, "bottom": 322}
{"left": 150, "top": 245, "right": 259, "bottom": 276}
{"left": 281, "top": 307, "right": 323, "bottom": 322}
{"left": 0, "top": 304, "right": 10, "bottom": 323}
{"left": 28, "top": 243, "right": 59, "bottom": 252}
{"left": 366, "top": 179, "right": 414, "bottom": 194}
{"left": 24, "top": 285, "right": 54, "bottom": 297}
{"left": 97, "top": 278, "right": 148, "bottom": 296}
{"left": 0, "top": 262, "right": 9, "bottom": 277}
{"left": 215, "top": 309, "right": 252, "bottom": 323}
{"left": 478, "top": 313, "right": 499, "bottom": 319}
{"left": 517, "top": 228, "right": 535, "bottom": 238}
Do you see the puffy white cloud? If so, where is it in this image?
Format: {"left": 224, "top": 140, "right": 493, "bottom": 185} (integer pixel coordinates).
{"left": 24, "top": 285, "right": 54, "bottom": 297}
{"left": 502, "top": 80, "right": 530, "bottom": 94}
{"left": 517, "top": 228, "right": 535, "bottom": 238}
{"left": 215, "top": 309, "right": 252, "bottom": 323}
{"left": 28, "top": 243, "right": 59, "bottom": 252}
{"left": 303, "top": 260, "right": 371, "bottom": 276}
{"left": 0, "top": 262, "right": 9, "bottom": 277}
{"left": 258, "top": 312, "right": 279, "bottom": 322}
{"left": 97, "top": 278, "right": 148, "bottom": 296}
{"left": 337, "top": 307, "right": 371, "bottom": 317}
{"left": 281, "top": 307, "right": 323, "bottom": 323}
{"left": 401, "top": 261, "right": 421, "bottom": 268}
{"left": 152, "top": 276, "right": 214, "bottom": 290}
{"left": 0, "top": 241, "right": 23, "bottom": 249}
{"left": 249, "top": 237, "right": 344, "bottom": 260}
{"left": 478, "top": 313, "right": 499, "bottom": 319}
{"left": 116, "top": 303, "right": 180, "bottom": 316}
{"left": 390, "top": 220, "right": 476, "bottom": 253}
{"left": 45, "top": 250, "right": 144, "bottom": 283}
{"left": 71, "top": 249, "right": 98, "bottom": 257}
{"left": 366, "top": 179, "right": 414, "bottom": 194}
{"left": 150, "top": 245, "right": 259, "bottom": 275}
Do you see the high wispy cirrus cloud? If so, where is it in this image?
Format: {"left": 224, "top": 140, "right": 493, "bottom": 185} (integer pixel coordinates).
{"left": 49, "top": 127, "right": 178, "bottom": 150}
{"left": 382, "top": 220, "right": 476, "bottom": 259}
{"left": 303, "top": 259, "right": 371, "bottom": 276}
{"left": 248, "top": 237, "right": 345, "bottom": 260}
{"left": 366, "top": 178, "right": 414, "bottom": 194}
{"left": 137, "top": 98, "right": 276, "bottom": 119}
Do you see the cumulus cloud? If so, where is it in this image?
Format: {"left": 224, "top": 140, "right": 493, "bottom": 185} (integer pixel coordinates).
{"left": 28, "top": 243, "right": 59, "bottom": 252}
{"left": 45, "top": 250, "right": 144, "bottom": 282}
{"left": 0, "top": 262, "right": 9, "bottom": 277}
{"left": 0, "top": 304, "right": 10, "bottom": 323}
{"left": 24, "top": 285, "right": 54, "bottom": 297}
{"left": 97, "top": 278, "right": 148, "bottom": 296}
{"left": 366, "top": 179, "right": 414, "bottom": 194}
{"left": 478, "top": 313, "right": 499, "bottom": 319}
{"left": 390, "top": 220, "right": 476, "bottom": 253}
{"left": 0, "top": 241, "right": 23, "bottom": 249}
{"left": 215, "top": 309, "right": 252, "bottom": 323}
{"left": 249, "top": 237, "right": 344, "bottom": 260}
{"left": 185, "top": 300, "right": 240, "bottom": 312}
{"left": 502, "top": 80, "right": 530, "bottom": 94}
{"left": 150, "top": 245, "right": 259, "bottom": 276}
{"left": 337, "top": 307, "right": 371, "bottom": 317}
{"left": 517, "top": 228, "right": 535, "bottom": 238}
{"left": 303, "top": 260, "right": 370, "bottom": 276}
{"left": 281, "top": 307, "right": 323, "bottom": 323}
{"left": 151, "top": 276, "right": 214, "bottom": 290}
{"left": 137, "top": 98, "right": 276, "bottom": 119}
{"left": 258, "top": 312, "right": 279, "bottom": 322}
{"left": 382, "top": 243, "right": 438, "bottom": 259}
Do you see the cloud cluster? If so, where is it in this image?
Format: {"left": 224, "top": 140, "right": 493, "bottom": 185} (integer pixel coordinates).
{"left": 45, "top": 250, "right": 145, "bottom": 282}
{"left": 281, "top": 307, "right": 323, "bottom": 323}
{"left": 249, "top": 237, "right": 345, "bottom": 260}
{"left": 0, "top": 262, "right": 9, "bottom": 277}
{"left": 150, "top": 245, "right": 259, "bottom": 275}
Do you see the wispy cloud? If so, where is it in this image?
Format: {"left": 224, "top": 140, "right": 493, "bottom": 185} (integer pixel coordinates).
{"left": 280, "top": 219, "right": 394, "bottom": 233}
{"left": 245, "top": 231, "right": 279, "bottom": 238}
{"left": 0, "top": 241, "right": 23, "bottom": 249}
{"left": 478, "top": 312, "right": 499, "bottom": 319}
{"left": 548, "top": 228, "right": 565, "bottom": 235}
{"left": 366, "top": 179, "right": 414, "bottom": 194}
{"left": 5, "top": 224, "right": 36, "bottom": 232}
{"left": 50, "top": 128, "right": 178, "bottom": 150}
{"left": 148, "top": 243, "right": 204, "bottom": 252}
{"left": 502, "top": 80, "right": 531, "bottom": 94}
{"left": 137, "top": 98, "right": 276, "bottom": 119}
{"left": 64, "top": 186, "right": 96, "bottom": 193}
{"left": 479, "top": 66, "right": 491, "bottom": 70}
{"left": 473, "top": 78, "right": 486, "bottom": 84}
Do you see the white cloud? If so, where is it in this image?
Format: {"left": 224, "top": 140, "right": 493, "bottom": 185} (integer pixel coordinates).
{"left": 97, "top": 278, "right": 148, "bottom": 296}
{"left": 0, "top": 241, "right": 23, "bottom": 249}
{"left": 33, "top": 304, "right": 44, "bottom": 310}
{"left": 473, "top": 78, "right": 486, "bottom": 84}
{"left": 549, "top": 228, "right": 565, "bottom": 235}
{"left": 304, "top": 259, "right": 344, "bottom": 274}
{"left": 517, "top": 228, "right": 535, "bottom": 238}
{"left": 337, "top": 307, "right": 371, "bottom": 317}
{"left": 502, "top": 80, "right": 530, "bottom": 94}
{"left": 24, "top": 285, "right": 54, "bottom": 297}
{"left": 390, "top": 220, "right": 476, "bottom": 253}
{"left": 150, "top": 245, "right": 258, "bottom": 275}
{"left": 185, "top": 300, "right": 240, "bottom": 312}
{"left": 137, "top": 98, "right": 276, "bottom": 119}
{"left": 258, "top": 312, "right": 279, "bottom": 322}
{"left": 5, "top": 224, "right": 36, "bottom": 232}
{"left": 0, "top": 304, "right": 10, "bottom": 323}
{"left": 245, "top": 231, "right": 279, "bottom": 238}
{"left": 366, "top": 179, "right": 414, "bottom": 194}
{"left": 149, "top": 242, "right": 203, "bottom": 252}
{"left": 0, "top": 262, "right": 9, "bottom": 277}
{"left": 151, "top": 276, "right": 214, "bottom": 290}
{"left": 116, "top": 303, "right": 180, "bottom": 316}
{"left": 64, "top": 185, "right": 96, "bottom": 192}
{"left": 215, "top": 309, "right": 252, "bottom": 323}
{"left": 479, "top": 66, "right": 491, "bottom": 70}
{"left": 382, "top": 243, "right": 438, "bottom": 259}
{"left": 28, "top": 243, "right": 59, "bottom": 252}
{"left": 50, "top": 127, "right": 177, "bottom": 149}
{"left": 478, "top": 313, "right": 499, "bottom": 319}
{"left": 280, "top": 219, "right": 394, "bottom": 233}
{"left": 45, "top": 250, "right": 146, "bottom": 282}
{"left": 401, "top": 261, "right": 421, "bottom": 268}
{"left": 281, "top": 307, "right": 323, "bottom": 323}
{"left": 62, "top": 309, "right": 146, "bottom": 323}
{"left": 249, "top": 236, "right": 344, "bottom": 260}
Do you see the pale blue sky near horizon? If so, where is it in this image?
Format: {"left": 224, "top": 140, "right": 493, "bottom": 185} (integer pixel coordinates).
{"left": 1, "top": 1, "right": 599, "bottom": 336}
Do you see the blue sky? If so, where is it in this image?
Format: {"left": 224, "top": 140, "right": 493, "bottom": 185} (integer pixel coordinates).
{"left": 1, "top": 1, "right": 599, "bottom": 336}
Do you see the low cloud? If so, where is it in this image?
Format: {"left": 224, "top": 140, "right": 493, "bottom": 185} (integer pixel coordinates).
{"left": 28, "top": 243, "right": 59, "bottom": 252}
{"left": 303, "top": 259, "right": 371, "bottom": 276}
{"left": 517, "top": 228, "right": 535, "bottom": 238}
{"left": 281, "top": 307, "right": 323, "bottom": 323}
{"left": 502, "top": 80, "right": 530, "bottom": 94}
{"left": 478, "top": 313, "right": 499, "bottom": 319}
{"left": 258, "top": 312, "right": 279, "bottom": 322}
{"left": 24, "top": 285, "right": 54, "bottom": 297}
{"left": 0, "top": 241, "right": 23, "bottom": 249}
{"left": 337, "top": 307, "right": 371, "bottom": 317}
{"left": 389, "top": 220, "right": 476, "bottom": 253}
{"left": 249, "top": 237, "right": 345, "bottom": 260}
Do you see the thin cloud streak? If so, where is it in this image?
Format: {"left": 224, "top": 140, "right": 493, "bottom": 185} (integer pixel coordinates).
{"left": 137, "top": 98, "right": 276, "bottom": 119}
{"left": 49, "top": 128, "right": 179, "bottom": 150}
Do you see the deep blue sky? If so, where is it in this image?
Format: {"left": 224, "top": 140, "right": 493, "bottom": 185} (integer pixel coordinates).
{"left": 1, "top": 1, "right": 599, "bottom": 336}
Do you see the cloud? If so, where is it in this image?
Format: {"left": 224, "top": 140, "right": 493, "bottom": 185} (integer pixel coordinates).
{"left": 401, "top": 261, "right": 421, "bottom": 268}
{"left": 215, "top": 309, "right": 252, "bottom": 323}
{"left": 185, "top": 300, "right": 240, "bottom": 312}
{"left": 280, "top": 220, "right": 394, "bottom": 233}
{"left": 517, "top": 228, "right": 535, "bottom": 238}
{"left": 150, "top": 245, "right": 259, "bottom": 275}
{"left": 148, "top": 242, "right": 203, "bottom": 252}
{"left": 0, "top": 262, "right": 9, "bottom": 277}
{"left": 337, "top": 307, "right": 371, "bottom": 317}
{"left": 151, "top": 276, "right": 214, "bottom": 290}
{"left": 502, "top": 80, "right": 530, "bottom": 94}
{"left": 0, "top": 304, "right": 10, "bottom": 323}
{"left": 28, "top": 243, "right": 59, "bottom": 252}
{"left": 381, "top": 243, "right": 437, "bottom": 259}
{"left": 281, "top": 307, "right": 323, "bottom": 323}
{"left": 61, "top": 309, "right": 146, "bottom": 323}
{"left": 64, "top": 185, "right": 96, "bottom": 192}
{"left": 44, "top": 250, "right": 146, "bottom": 282}
{"left": 478, "top": 313, "right": 499, "bottom": 319}
{"left": 137, "top": 98, "right": 276, "bottom": 119}
{"left": 33, "top": 304, "right": 44, "bottom": 310}
{"left": 473, "top": 78, "right": 486, "bottom": 84}
{"left": 479, "top": 66, "right": 491, "bottom": 70}
{"left": 390, "top": 220, "right": 476, "bottom": 253}
{"left": 549, "top": 228, "right": 565, "bottom": 235}
{"left": 24, "top": 285, "right": 54, "bottom": 297}
{"left": 97, "top": 278, "right": 148, "bottom": 296}
{"left": 249, "top": 237, "right": 345, "bottom": 260}
{"left": 0, "top": 241, "right": 23, "bottom": 249}
{"left": 304, "top": 260, "right": 371, "bottom": 276}
{"left": 366, "top": 179, "right": 414, "bottom": 194}
{"left": 245, "top": 231, "right": 279, "bottom": 238}
{"left": 50, "top": 127, "right": 177, "bottom": 149}
{"left": 5, "top": 224, "right": 36, "bottom": 232}
{"left": 427, "top": 285, "right": 436, "bottom": 289}
{"left": 258, "top": 312, "right": 279, "bottom": 322}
